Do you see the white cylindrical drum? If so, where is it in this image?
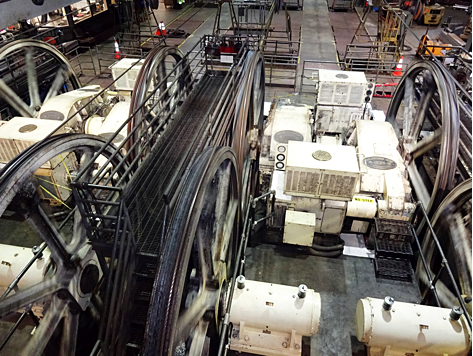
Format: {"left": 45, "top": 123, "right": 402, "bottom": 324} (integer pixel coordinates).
{"left": 84, "top": 116, "right": 104, "bottom": 135}
{"left": 229, "top": 280, "right": 320, "bottom": 336}
{"left": 0, "top": 244, "right": 51, "bottom": 290}
{"left": 356, "top": 297, "right": 471, "bottom": 355}
{"left": 98, "top": 101, "right": 130, "bottom": 146}
{"left": 347, "top": 196, "right": 377, "bottom": 218}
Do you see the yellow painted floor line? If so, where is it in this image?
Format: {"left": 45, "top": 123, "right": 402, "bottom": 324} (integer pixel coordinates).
{"left": 178, "top": 11, "right": 216, "bottom": 48}
{"left": 167, "top": 4, "right": 197, "bottom": 26}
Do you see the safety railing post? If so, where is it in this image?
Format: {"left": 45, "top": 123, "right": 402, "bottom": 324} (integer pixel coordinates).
{"left": 90, "top": 47, "right": 97, "bottom": 76}
{"left": 77, "top": 48, "right": 84, "bottom": 77}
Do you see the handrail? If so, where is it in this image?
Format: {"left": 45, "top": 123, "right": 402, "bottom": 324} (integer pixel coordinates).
{"left": 71, "top": 35, "right": 256, "bottom": 216}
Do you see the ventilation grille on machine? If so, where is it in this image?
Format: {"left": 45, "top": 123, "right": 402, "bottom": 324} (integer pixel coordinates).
{"left": 319, "top": 83, "right": 335, "bottom": 104}
{"left": 318, "top": 83, "right": 366, "bottom": 106}
{"left": 283, "top": 141, "right": 360, "bottom": 201}
{"left": 319, "top": 173, "right": 357, "bottom": 198}
{"left": 0, "top": 117, "right": 67, "bottom": 165}
{"left": 348, "top": 85, "right": 365, "bottom": 105}
{"left": 285, "top": 169, "right": 320, "bottom": 195}
{"left": 350, "top": 112, "right": 364, "bottom": 121}
{"left": 0, "top": 139, "right": 35, "bottom": 163}
{"left": 316, "top": 69, "right": 374, "bottom": 107}
{"left": 285, "top": 169, "right": 356, "bottom": 199}
{"left": 109, "top": 58, "right": 145, "bottom": 91}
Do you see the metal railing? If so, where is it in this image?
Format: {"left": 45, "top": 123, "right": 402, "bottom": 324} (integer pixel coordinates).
{"left": 71, "top": 36, "right": 251, "bottom": 216}
{"left": 65, "top": 46, "right": 97, "bottom": 77}
{"left": 299, "top": 59, "right": 341, "bottom": 95}
{"left": 344, "top": 43, "right": 399, "bottom": 71}
{"left": 95, "top": 44, "right": 144, "bottom": 75}
{"left": 74, "top": 188, "right": 137, "bottom": 356}
{"left": 263, "top": 38, "right": 300, "bottom": 88}
{"left": 200, "top": 33, "right": 301, "bottom": 88}
{"left": 329, "top": 0, "right": 353, "bottom": 11}
{"left": 65, "top": 41, "right": 257, "bottom": 354}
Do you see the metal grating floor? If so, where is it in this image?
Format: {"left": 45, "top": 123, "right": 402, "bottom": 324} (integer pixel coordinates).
{"left": 123, "top": 72, "right": 226, "bottom": 255}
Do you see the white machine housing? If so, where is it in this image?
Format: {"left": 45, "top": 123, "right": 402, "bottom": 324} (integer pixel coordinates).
{"left": 0, "top": 87, "right": 128, "bottom": 204}
{"left": 260, "top": 100, "right": 312, "bottom": 171}
{"left": 229, "top": 280, "right": 321, "bottom": 356}
{"left": 270, "top": 170, "right": 348, "bottom": 237}
{"left": 261, "top": 100, "right": 417, "bottom": 242}
{"left": 356, "top": 297, "right": 471, "bottom": 356}
{"left": 0, "top": 117, "right": 68, "bottom": 164}
{"left": 283, "top": 210, "right": 316, "bottom": 246}
{"left": 346, "top": 195, "right": 377, "bottom": 233}
{"left": 355, "top": 120, "right": 415, "bottom": 221}
{"left": 0, "top": 242, "right": 103, "bottom": 314}
{"left": 109, "top": 58, "right": 145, "bottom": 91}
{"left": 316, "top": 69, "right": 374, "bottom": 107}
{"left": 0, "top": 85, "right": 122, "bottom": 164}
{"left": 37, "top": 85, "right": 106, "bottom": 128}
{"left": 270, "top": 104, "right": 312, "bottom": 157}
{"left": 85, "top": 101, "right": 130, "bottom": 146}
{"left": 85, "top": 101, "right": 131, "bottom": 174}
{"left": 0, "top": 244, "right": 52, "bottom": 318}
{"left": 0, "top": 116, "right": 80, "bottom": 203}
{"left": 284, "top": 141, "right": 360, "bottom": 201}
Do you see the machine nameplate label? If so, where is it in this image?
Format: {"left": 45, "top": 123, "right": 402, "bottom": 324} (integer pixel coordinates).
{"left": 274, "top": 130, "right": 304, "bottom": 144}
{"left": 18, "top": 124, "right": 37, "bottom": 133}
{"left": 354, "top": 197, "right": 375, "bottom": 203}
{"left": 363, "top": 156, "right": 397, "bottom": 170}
{"left": 40, "top": 111, "right": 65, "bottom": 121}
{"left": 312, "top": 150, "right": 332, "bottom": 161}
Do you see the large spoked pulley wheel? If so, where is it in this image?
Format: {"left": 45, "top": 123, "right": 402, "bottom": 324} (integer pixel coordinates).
{"left": 143, "top": 147, "right": 240, "bottom": 356}
{"left": 386, "top": 60, "right": 460, "bottom": 219}
{"left": 0, "top": 134, "right": 126, "bottom": 355}
{"left": 233, "top": 51, "right": 265, "bottom": 212}
{"left": 416, "top": 178, "right": 472, "bottom": 309}
{"left": 0, "top": 39, "right": 80, "bottom": 119}
{"left": 127, "top": 46, "right": 192, "bottom": 162}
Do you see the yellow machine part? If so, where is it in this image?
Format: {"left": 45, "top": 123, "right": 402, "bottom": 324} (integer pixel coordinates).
{"left": 422, "top": 4, "right": 445, "bottom": 26}
{"left": 416, "top": 34, "right": 451, "bottom": 57}
{"left": 380, "top": 7, "right": 404, "bottom": 44}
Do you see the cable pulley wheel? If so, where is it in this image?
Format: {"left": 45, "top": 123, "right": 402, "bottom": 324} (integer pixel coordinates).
{"left": 127, "top": 46, "right": 192, "bottom": 163}
{"left": 143, "top": 146, "right": 240, "bottom": 356}
{"left": 0, "top": 39, "right": 80, "bottom": 119}
{"left": 0, "top": 134, "right": 127, "bottom": 355}
{"left": 232, "top": 51, "right": 265, "bottom": 213}
{"left": 386, "top": 60, "right": 460, "bottom": 220}
{"left": 416, "top": 178, "right": 472, "bottom": 309}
